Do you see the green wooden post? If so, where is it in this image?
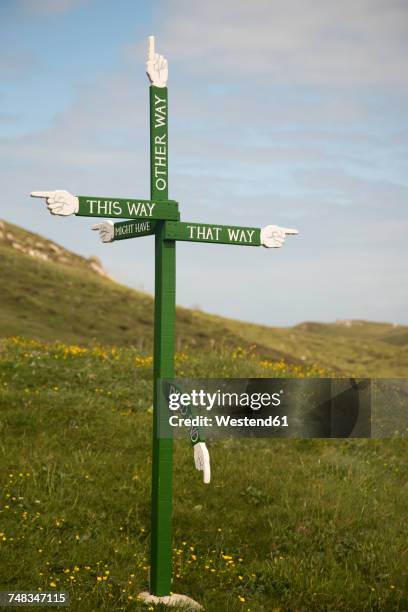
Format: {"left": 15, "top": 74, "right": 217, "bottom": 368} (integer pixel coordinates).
{"left": 149, "top": 84, "right": 175, "bottom": 596}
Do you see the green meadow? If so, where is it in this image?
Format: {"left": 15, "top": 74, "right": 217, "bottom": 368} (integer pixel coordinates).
{"left": 0, "top": 222, "right": 407, "bottom": 610}
{"left": 0, "top": 339, "right": 407, "bottom": 611}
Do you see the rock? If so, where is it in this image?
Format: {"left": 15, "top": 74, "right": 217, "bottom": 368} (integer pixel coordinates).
{"left": 138, "top": 592, "right": 203, "bottom": 610}
{"left": 88, "top": 256, "right": 112, "bottom": 279}
{"left": 27, "top": 249, "right": 48, "bottom": 261}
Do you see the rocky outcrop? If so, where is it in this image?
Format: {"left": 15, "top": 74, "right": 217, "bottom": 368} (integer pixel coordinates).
{"left": 0, "top": 220, "right": 112, "bottom": 280}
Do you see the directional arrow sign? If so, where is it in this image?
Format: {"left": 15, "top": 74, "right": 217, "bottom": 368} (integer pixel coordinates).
{"left": 77, "top": 196, "right": 179, "bottom": 220}
{"left": 114, "top": 219, "right": 157, "bottom": 240}
{"left": 165, "top": 221, "right": 261, "bottom": 246}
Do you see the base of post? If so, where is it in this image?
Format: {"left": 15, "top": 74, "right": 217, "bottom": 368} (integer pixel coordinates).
{"left": 138, "top": 591, "right": 202, "bottom": 610}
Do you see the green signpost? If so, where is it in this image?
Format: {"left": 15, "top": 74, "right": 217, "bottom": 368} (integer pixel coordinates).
{"left": 149, "top": 81, "right": 176, "bottom": 596}
{"left": 30, "top": 35, "right": 298, "bottom": 606}
{"left": 77, "top": 196, "right": 179, "bottom": 220}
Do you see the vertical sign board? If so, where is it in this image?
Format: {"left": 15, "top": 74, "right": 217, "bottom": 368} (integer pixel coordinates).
{"left": 150, "top": 84, "right": 175, "bottom": 596}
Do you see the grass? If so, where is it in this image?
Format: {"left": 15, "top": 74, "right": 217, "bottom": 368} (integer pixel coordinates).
{"left": 2, "top": 219, "right": 408, "bottom": 376}
{"left": 1, "top": 338, "right": 407, "bottom": 611}
{"left": 0, "top": 227, "right": 299, "bottom": 364}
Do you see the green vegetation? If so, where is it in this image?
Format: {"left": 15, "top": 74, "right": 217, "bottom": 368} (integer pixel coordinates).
{"left": 2, "top": 219, "right": 408, "bottom": 375}
{"left": 1, "top": 221, "right": 407, "bottom": 610}
{"left": 0, "top": 338, "right": 407, "bottom": 611}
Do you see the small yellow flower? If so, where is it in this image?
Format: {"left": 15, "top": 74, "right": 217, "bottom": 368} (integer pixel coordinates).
{"left": 49, "top": 582, "right": 56, "bottom": 588}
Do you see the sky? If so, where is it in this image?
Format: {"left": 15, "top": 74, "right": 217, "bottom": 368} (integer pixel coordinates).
{"left": 1, "top": 0, "right": 407, "bottom": 327}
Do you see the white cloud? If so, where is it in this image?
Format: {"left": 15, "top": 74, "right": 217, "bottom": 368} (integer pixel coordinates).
{"left": 1, "top": 0, "right": 407, "bottom": 325}
{"left": 152, "top": 0, "right": 408, "bottom": 87}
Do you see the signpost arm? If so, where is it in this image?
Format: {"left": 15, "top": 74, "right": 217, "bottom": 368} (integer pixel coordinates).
{"left": 165, "top": 221, "right": 298, "bottom": 248}
{"left": 149, "top": 78, "right": 175, "bottom": 595}
{"left": 30, "top": 191, "right": 179, "bottom": 220}
{"left": 92, "top": 219, "right": 157, "bottom": 242}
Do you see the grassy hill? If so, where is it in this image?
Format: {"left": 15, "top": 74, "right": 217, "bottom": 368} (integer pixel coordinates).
{"left": 0, "top": 338, "right": 406, "bottom": 611}
{"left": 0, "top": 220, "right": 301, "bottom": 365}
{"left": 1, "top": 218, "right": 407, "bottom": 376}
{"left": 1, "top": 220, "right": 407, "bottom": 611}
{"left": 220, "top": 318, "right": 408, "bottom": 377}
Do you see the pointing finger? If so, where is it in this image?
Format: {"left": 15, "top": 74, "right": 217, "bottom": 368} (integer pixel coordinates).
{"left": 31, "top": 191, "right": 55, "bottom": 198}
{"left": 282, "top": 228, "right": 299, "bottom": 235}
{"left": 147, "top": 35, "right": 155, "bottom": 61}
{"left": 92, "top": 224, "right": 102, "bottom": 231}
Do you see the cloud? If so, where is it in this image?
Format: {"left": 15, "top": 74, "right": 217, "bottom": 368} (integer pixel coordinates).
{"left": 153, "top": 0, "right": 408, "bottom": 88}
{"left": 1, "top": 1, "right": 407, "bottom": 326}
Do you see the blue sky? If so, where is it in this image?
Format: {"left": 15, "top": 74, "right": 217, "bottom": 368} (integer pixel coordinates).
{"left": 1, "top": 0, "right": 407, "bottom": 326}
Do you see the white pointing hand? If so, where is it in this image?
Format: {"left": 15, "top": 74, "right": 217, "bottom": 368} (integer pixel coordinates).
{"left": 30, "top": 190, "right": 79, "bottom": 216}
{"left": 261, "top": 225, "right": 299, "bottom": 248}
{"left": 194, "top": 442, "right": 211, "bottom": 484}
{"left": 146, "top": 35, "right": 168, "bottom": 87}
{"left": 92, "top": 221, "right": 114, "bottom": 243}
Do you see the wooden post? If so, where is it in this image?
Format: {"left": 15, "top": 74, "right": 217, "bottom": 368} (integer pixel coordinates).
{"left": 149, "top": 84, "right": 175, "bottom": 596}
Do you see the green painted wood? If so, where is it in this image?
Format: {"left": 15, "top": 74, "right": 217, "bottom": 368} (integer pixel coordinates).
{"left": 77, "top": 196, "right": 179, "bottom": 220}
{"left": 165, "top": 221, "right": 261, "bottom": 246}
{"left": 149, "top": 85, "right": 175, "bottom": 596}
{"left": 113, "top": 219, "right": 157, "bottom": 241}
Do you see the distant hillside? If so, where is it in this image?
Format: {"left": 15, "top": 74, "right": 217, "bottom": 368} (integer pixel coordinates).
{"left": 219, "top": 317, "right": 408, "bottom": 377}
{"left": 1, "top": 219, "right": 407, "bottom": 376}
{"left": 0, "top": 220, "right": 297, "bottom": 363}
